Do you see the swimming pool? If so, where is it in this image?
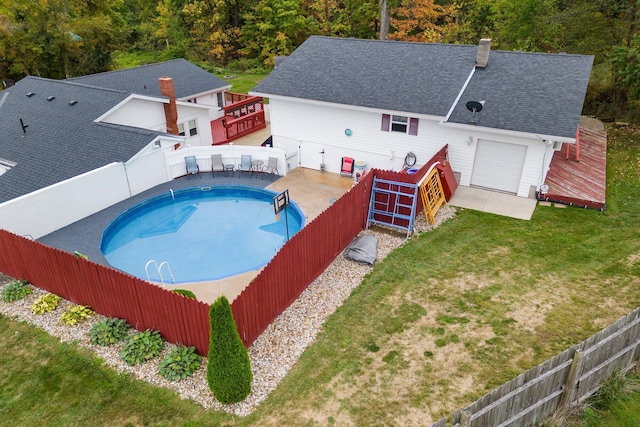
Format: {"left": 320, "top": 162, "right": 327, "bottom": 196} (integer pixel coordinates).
{"left": 100, "top": 186, "right": 304, "bottom": 283}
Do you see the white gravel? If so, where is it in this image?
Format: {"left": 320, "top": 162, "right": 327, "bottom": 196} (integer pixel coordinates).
{"left": 0, "top": 206, "right": 455, "bottom": 416}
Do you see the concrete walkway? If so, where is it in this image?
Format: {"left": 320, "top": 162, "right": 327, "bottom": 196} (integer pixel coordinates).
{"left": 449, "top": 186, "right": 538, "bottom": 220}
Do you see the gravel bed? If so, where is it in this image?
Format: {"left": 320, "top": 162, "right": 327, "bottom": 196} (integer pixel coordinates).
{"left": 0, "top": 206, "right": 456, "bottom": 416}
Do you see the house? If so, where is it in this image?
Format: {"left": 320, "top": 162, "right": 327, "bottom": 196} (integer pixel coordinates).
{"left": 0, "top": 60, "right": 241, "bottom": 238}
{"left": 251, "top": 36, "right": 594, "bottom": 198}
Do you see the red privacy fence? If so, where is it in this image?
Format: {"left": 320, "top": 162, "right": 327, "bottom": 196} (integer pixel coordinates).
{"left": 0, "top": 148, "right": 454, "bottom": 353}
{"left": 0, "top": 172, "right": 374, "bottom": 353}
{"left": 0, "top": 230, "right": 211, "bottom": 354}
{"left": 231, "top": 172, "right": 373, "bottom": 346}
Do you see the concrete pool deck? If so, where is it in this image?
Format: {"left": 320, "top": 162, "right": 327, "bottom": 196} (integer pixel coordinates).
{"left": 39, "top": 164, "right": 355, "bottom": 304}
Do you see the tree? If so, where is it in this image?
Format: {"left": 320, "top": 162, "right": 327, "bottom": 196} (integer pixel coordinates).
{"left": 388, "top": 0, "right": 458, "bottom": 42}
{"left": 240, "top": 0, "right": 317, "bottom": 66}
{"left": 182, "top": 0, "right": 252, "bottom": 64}
{"left": 379, "top": 0, "right": 389, "bottom": 40}
{"left": 206, "top": 296, "right": 252, "bottom": 404}
{"left": 0, "top": 0, "right": 125, "bottom": 79}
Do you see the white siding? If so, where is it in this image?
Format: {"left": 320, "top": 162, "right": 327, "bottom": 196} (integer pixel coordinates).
{"left": 192, "top": 91, "right": 225, "bottom": 120}
{"left": 102, "top": 98, "right": 167, "bottom": 131}
{"left": 269, "top": 98, "right": 548, "bottom": 198}
{"left": 101, "top": 98, "right": 213, "bottom": 147}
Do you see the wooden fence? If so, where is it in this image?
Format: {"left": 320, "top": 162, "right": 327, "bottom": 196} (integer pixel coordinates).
{"left": 0, "top": 230, "right": 211, "bottom": 354}
{"left": 431, "top": 307, "right": 640, "bottom": 427}
{"left": 0, "top": 172, "right": 374, "bottom": 353}
{"left": 231, "top": 172, "right": 373, "bottom": 346}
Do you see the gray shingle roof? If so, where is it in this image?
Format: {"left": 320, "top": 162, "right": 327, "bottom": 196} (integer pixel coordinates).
{"left": 252, "top": 36, "right": 593, "bottom": 139}
{"left": 447, "top": 50, "right": 593, "bottom": 138}
{"left": 253, "top": 36, "right": 476, "bottom": 117}
{"left": 0, "top": 77, "right": 165, "bottom": 203}
{"left": 68, "top": 58, "right": 229, "bottom": 99}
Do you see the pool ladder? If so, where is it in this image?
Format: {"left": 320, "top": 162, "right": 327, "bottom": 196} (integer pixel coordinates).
{"left": 145, "top": 260, "right": 175, "bottom": 284}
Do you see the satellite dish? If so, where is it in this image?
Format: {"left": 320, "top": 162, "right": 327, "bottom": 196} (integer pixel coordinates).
{"left": 466, "top": 100, "right": 484, "bottom": 113}
{"left": 466, "top": 100, "right": 485, "bottom": 124}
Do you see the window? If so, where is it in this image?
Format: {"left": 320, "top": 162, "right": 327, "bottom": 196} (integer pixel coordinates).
{"left": 381, "top": 114, "right": 419, "bottom": 136}
{"left": 178, "top": 120, "right": 198, "bottom": 137}
{"left": 391, "top": 115, "right": 408, "bottom": 133}
{"left": 217, "top": 92, "right": 224, "bottom": 108}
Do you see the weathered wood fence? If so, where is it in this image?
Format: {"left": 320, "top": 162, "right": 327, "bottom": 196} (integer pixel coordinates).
{"left": 0, "top": 172, "right": 375, "bottom": 353}
{"left": 431, "top": 307, "right": 640, "bottom": 427}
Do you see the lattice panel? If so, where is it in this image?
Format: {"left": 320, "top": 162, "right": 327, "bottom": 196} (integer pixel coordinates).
{"left": 419, "top": 167, "right": 447, "bottom": 225}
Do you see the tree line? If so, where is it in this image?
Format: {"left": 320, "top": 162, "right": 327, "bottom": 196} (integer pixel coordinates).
{"left": 1, "top": 0, "right": 638, "bottom": 120}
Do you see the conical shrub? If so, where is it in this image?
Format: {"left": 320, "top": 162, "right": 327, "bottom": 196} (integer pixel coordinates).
{"left": 206, "top": 296, "right": 252, "bottom": 403}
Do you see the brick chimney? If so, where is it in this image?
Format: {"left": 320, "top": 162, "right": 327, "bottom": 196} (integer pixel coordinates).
{"left": 476, "top": 38, "right": 491, "bottom": 68}
{"left": 158, "top": 76, "right": 179, "bottom": 135}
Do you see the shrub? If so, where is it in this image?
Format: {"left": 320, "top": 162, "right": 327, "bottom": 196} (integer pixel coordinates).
{"left": 0, "top": 280, "right": 32, "bottom": 302}
{"left": 89, "top": 318, "right": 130, "bottom": 346}
{"left": 173, "top": 289, "right": 197, "bottom": 300}
{"left": 120, "top": 329, "right": 165, "bottom": 366}
{"left": 158, "top": 345, "right": 201, "bottom": 381}
{"left": 207, "top": 296, "right": 252, "bottom": 403}
{"left": 32, "top": 293, "right": 61, "bottom": 314}
{"left": 59, "top": 305, "right": 93, "bottom": 326}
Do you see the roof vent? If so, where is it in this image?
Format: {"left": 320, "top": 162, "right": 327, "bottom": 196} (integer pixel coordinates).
{"left": 476, "top": 38, "right": 491, "bottom": 68}
{"left": 26, "top": 92, "right": 35, "bottom": 97}
{"left": 69, "top": 100, "right": 78, "bottom": 106}
{"left": 47, "top": 96, "right": 56, "bottom": 101}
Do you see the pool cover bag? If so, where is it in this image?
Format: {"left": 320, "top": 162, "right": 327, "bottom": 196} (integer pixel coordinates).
{"left": 344, "top": 235, "right": 378, "bottom": 265}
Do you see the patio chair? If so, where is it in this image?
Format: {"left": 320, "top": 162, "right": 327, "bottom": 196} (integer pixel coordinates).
{"left": 238, "top": 154, "right": 252, "bottom": 176}
{"left": 263, "top": 157, "right": 279, "bottom": 180}
{"left": 211, "top": 154, "right": 224, "bottom": 177}
{"left": 340, "top": 156, "right": 354, "bottom": 177}
{"left": 185, "top": 155, "right": 200, "bottom": 179}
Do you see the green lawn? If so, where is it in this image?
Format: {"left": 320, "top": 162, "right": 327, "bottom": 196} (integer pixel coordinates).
{"left": 2, "top": 124, "right": 640, "bottom": 426}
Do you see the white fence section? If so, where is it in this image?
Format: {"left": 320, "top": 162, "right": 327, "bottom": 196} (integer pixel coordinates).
{"left": 0, "top": 145, "right": 287, "bottom": 239}
{"left": 431, "top": 307, "right": 640, "bottom": 427}
{"left": 0, "top": 163, "right": 130, "bottom": 239}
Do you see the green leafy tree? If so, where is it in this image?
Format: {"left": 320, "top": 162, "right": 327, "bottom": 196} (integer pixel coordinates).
{"left": 240, "top": 0, "right": 318, "bottom": 66}
{"left": 206, "top": 296, "right": 252, "bottom": 403}
{"left": 183, "top": 0, "right": 250, "bottom": 64}
{"left": 0, "top": 0, "right": 126, "bottom": 79}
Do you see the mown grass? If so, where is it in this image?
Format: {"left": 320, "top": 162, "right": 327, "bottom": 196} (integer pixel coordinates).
{"left": 2, "top": 124, "right": 640, "bottom": 426}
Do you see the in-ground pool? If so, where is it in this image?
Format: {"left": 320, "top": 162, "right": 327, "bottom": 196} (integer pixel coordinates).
{"left": 100, "top": 186, "right": 304, "bottom": 283}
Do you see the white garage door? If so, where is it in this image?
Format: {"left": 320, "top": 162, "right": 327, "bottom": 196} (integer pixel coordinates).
{"left": 471, "top": 140, "right": 527, "bottom": 194}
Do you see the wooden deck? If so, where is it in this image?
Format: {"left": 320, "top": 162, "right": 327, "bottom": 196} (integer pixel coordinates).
{"left": 542, "top": 125, "right": 607, "bottom": 210}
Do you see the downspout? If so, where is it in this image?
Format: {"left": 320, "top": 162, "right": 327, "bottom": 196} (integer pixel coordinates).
{"left": 537, "top": 140, "right": 554, "bottom": 201}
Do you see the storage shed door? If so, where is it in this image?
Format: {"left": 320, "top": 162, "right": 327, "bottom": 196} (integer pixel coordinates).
{"left": 471, "top": 140, "right": 527, "bottom": 194}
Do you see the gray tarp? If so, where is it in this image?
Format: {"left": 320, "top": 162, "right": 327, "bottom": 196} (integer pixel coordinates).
{"left": 344, "top": 235, "right": 378, "bottom": 265}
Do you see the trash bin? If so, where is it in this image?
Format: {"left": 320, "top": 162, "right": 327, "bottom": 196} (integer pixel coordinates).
{"left": 354, "top": 161, "right": 367, "bottom": 182}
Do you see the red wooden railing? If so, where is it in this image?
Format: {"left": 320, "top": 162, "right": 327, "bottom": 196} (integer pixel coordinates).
{"left": 225, "top": 92, "right": 252, "bottom": 104}
{"left": 221, "top": 95, "right": 267, "bottom": 143}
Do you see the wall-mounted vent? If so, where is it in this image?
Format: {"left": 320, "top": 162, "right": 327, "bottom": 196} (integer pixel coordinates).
{"left": 47, "top": 96, "right": 56, "bottom": 102}
{"left": 26, "top": 92, "right": 35, "bottom": 97}
{"left": 69, "top": 100, "right": 78, "bottom": 106}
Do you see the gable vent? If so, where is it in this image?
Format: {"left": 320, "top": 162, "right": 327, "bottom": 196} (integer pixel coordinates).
{"left": 476, "top": 38, "right": 491, "bottom": 68}
{"left": 47, "top": 96, "right": 56, "bottom": 101}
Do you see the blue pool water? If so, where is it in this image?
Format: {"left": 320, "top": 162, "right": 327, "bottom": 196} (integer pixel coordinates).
{"left": 100, "top": 186, "right": 304, "bottom": 283}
